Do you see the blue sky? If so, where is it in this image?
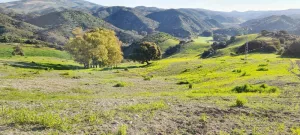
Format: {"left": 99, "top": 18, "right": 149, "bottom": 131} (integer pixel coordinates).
{"left": 1, "top": 0, "right": 300, "bottom": 11}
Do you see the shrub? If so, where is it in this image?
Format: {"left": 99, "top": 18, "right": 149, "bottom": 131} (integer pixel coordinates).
{"left": 182, "top": 69, "right": 190, "bottom": 73}
{"left": 177, "top": 81, "right": 190, "bottom": 85}
{"left": 256, "top": 67, "right": 269, "bottom": 71}
{"left": 258, "top": 64, "right": 268, "bottom": 67}
{"left": 143, "top": 76, "right": 152, "bottom": 81}
{"left": 235, "top": 97, "right": 247, "bottom": 107}
{"left": 114, "top": 82, "right": 127, "bottom": 87}
{"left": 232, "top": 84, "right": 279, "bottom": 93}
{"left": 232, "top": 69, "right": 242, "bottom": 73}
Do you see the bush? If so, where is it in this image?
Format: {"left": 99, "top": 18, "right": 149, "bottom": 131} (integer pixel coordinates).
{"left": 235, "top": 97, "right": 247, "bottom": 107}
{"left": 114, "top": 82, "right": 127, "bottom": 87}
{"left": 177, "top": 81, "right": 190, "bottom": 85}
{"left": 232, "top": 69, "right": 242, "bottom": 73}
{"left": 143, "top": 76, "right": 152, "bottom": 81}
{"left": 256, "top": 67, "right": 269, "bottom": 71}
{"left": 232, "top": 84, "right": 278, "bottom": 93}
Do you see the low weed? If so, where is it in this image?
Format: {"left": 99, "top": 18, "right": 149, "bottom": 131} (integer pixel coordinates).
{"left": 117, "top": 124, "right": 128, "bottom": 135}
{"left": 257, "top": 67, "right": 269, "bottom": 71}
{"left": 232, "top": 84, "right": 278, "bottom": 93}
{"left": 235, "top": 97, "right": 247, "bottom": 107}
{"left": 122, "top": 101, "right": 167, "bottom": 113}
{"left": 70, "top": 87, "right": 93, "bottom": 94}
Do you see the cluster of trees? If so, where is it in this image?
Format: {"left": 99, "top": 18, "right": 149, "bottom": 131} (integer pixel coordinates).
{"left": 66, "top": 27, "right": 162, "bottom": 68}
{"left": 65, "top": 28, "right": 123, "bottom": 68}
{"left": 202, "top": 36, "right": 236, "bottom": 58}
{"left": 129, "top": 42, "right": 162, "bottom": 65}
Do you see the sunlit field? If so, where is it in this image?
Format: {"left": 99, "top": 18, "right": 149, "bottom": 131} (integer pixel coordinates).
{"left": 0, "top": 36, "right": 299, "bottom": 134}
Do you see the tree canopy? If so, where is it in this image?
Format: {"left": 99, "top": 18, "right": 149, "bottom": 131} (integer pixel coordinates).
{"left": 129, "top": 42, "right": 162, "bottom": 65}
{"left": 65, "top": 28, "right": 123, "bottom": 68}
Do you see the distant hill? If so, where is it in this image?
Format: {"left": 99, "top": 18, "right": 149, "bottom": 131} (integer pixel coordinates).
{"left": 0, "top": 12, "right": 42, "bottom": 39}
{"left": 94, "top": 7, "right": 159, "bottom": 33}
{"left": 26, "top": 10, "right": 142, "bottom": 44}
{"left": 0, "top": 0, "right": 101, "bottom": 15}
{"left": 241, "top": 15, "right": 299, "bottom": 33}
{"left": 147, "top": 9, "right": 223, "bottom": 38}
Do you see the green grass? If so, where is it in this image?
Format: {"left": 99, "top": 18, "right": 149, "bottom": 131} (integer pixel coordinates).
{"left": 0, "top": 43, "right": 71, "bottom": 59}
{"left": 121, "top": 101, "right": 167, "bottom": 113}
{"left": 158, "top": 39, "right": 180, "bottom": 52}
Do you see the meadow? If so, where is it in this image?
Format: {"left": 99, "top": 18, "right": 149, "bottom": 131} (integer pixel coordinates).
{"left": 0, "top": 36, "right": 300, "bottom": 135}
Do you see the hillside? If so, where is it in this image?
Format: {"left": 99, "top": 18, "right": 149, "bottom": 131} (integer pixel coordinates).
{"left": 0, "top": 12, "right": 42, "bottom": 40}
{"left": 0, "top": 0, "right": 101, "bottom": 15}
{"left": 97, "top": 7, "right": 159, "bottom": 33}
{"left": 147, "top": 9, "right": 223, "bottom": 38}
{"left": 26, "top": 10, "right": 142, "bottom": 44}
{"left": 241, "top": 15, "right": 299, "bottom": 33}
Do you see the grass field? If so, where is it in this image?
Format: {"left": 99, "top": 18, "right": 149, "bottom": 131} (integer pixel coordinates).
{"left": 0, "top": 38, "right": 300, "bottom": 134}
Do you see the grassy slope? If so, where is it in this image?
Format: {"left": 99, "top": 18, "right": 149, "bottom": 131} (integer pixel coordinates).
{"left": 158, "top": 39, "right": 180, "bottom": 52}
{"left": 0, "top": 38, "right": 299, "bottom": 134}
{"left": 0, "top": 44, "right": 71, "bottom": 59}
{"left": 214, "top": 34, "right": 259, "bottom": 57}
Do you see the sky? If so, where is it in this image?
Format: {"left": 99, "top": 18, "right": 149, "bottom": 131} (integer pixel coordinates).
{"left": 1, "top": 0, "right": 300, "bottom": 12}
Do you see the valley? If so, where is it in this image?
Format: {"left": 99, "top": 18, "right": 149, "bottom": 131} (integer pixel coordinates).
{"left": 0, "top": 0, "right": 300, "bottom": 134}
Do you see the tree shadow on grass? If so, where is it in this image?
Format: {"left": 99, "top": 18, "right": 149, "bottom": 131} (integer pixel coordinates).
{"left": 101, "top": 64, "right": 149, "bottom": 71}
{"left": 9, "top": 61, "right": 83, "bottom": 70}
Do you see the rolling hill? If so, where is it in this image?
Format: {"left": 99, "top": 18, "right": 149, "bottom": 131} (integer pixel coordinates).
{"left": 0, "top": 12, "right": 42, "bottom": 39}
{"left": 147, "top": 9, "right": 223, "bottom": 38}
{"left": 0, "top": 0, "right": 101, "bottom": 15}
{"left": 94, "top": 7, "right": 159, "bottom": 33}
{"left": 241, "top": 15, "right": 299, "bottom": 33}
{"left": 26, "top": 10, "right": 142, "bottom": 44}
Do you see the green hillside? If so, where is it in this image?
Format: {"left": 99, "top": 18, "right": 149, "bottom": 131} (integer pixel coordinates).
{"left": 99, "top": 7, "right": 159, "bottom": 33}
{"left": 0, "top": 43, "right": 71, "bottom": 59}
{"left": 147, "top": 9, "right": 223, "bottom": 38}
{"left": 26, "top": 10, "right": 142, "bottom": 44}
{"left": 0, "top": 13, "right": 42, "bottom": 39}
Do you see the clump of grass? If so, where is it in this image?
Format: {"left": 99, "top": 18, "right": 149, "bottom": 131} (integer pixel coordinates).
{"left": 291, "top": 127, "right": 300, "bottom": 135}
{"left": 70, "top": 87, "right": 92, "bottom": 94}
{"left": 256, "top": 67, "right": 269, "bottom": 71}
{"left": 7, "top": 108, "right": 69, "bottom": 130}
{"left": 240, "top": 72, "right": 250, "bottom": 77}
{"left": 60, "top": 71, "right": 81, "bottom": 79}
{"left": 2, "top": 87, "right": 18, "bottom": 91}
{"left": 232, "top": 84, "right": 279, "bottom": 93}
{"left": 235, "top": 97, "right": 247, "bottom": 107}
{"left": 122, "top": 101, "right": 167, "bottom": 113}
{"left": 114, "top": 82, "right": 131, "bottom": 87}
{"left": 143, "top": 76, "right": 152, "bottom": 81}
{"left": 258, "top": 64, "right": 268, "bottom": 67}
{"left": 199, "top": 113, "right": 209, "bottom": 122}
{"left": 232, "top": 69, "right": 242, "bottom": 73}
{"left": 177, "top": 81, "right": 190, "bottom": 85}
{"left": 117, "top": 124, "right": 128, "bottom": 135}
{"left": 181, "top": 68, "right": 190, "bottom": 73}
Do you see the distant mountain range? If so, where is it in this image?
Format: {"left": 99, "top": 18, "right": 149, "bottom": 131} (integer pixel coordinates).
{"left": 1, "top": 0, "right": 300, "bottom": 45}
